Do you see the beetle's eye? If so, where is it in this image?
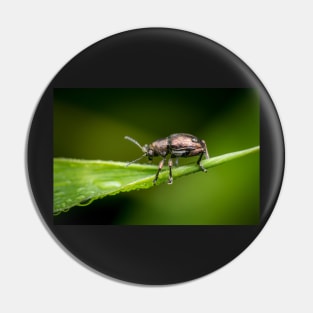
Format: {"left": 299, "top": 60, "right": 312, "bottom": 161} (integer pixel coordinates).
{"left": 148, "top": 149, "right": 154, "bottom": 157}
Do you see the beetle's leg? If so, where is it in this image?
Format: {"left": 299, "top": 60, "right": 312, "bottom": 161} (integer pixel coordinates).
{"left": 168, "top": 158, "right": 173, "bottom": 184}
{"left": 153, "top": 158, "right": 166, "bottom": 184}
{"left": 197, "top": 152, "right": 207, "bottom": 173}
{"left": 201, "top": 139, "right": 210, "bottom": 159}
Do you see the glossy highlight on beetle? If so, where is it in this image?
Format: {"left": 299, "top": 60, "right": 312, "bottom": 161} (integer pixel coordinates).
{"left": 125, "top": 133, "right": 209, "bottom": 184}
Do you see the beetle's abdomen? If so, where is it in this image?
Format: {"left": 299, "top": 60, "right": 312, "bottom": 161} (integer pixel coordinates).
{"left": 169, "top": 133, "right": 204, "bottom": 157}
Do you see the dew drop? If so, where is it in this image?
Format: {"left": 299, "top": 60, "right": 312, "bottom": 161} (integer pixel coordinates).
{"left": 94, "top": 181, "right": 121, "bottom": 190}
{"left": 79, "top": 198, "right": 94, "bottom": 206}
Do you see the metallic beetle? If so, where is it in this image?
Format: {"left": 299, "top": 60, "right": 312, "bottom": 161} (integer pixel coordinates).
{"left": 125, "top": 133, "right": 209, "bottom": 184}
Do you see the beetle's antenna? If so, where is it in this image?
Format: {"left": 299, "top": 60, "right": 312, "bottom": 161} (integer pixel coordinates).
{"left": 124, "top": 136, "right": 147, "bottom": 166}
{"left": 124, "top": 136, "right": 144, "bottom": 150}
{"left": 126, "top": 154, "right": 146, "bottom": 166}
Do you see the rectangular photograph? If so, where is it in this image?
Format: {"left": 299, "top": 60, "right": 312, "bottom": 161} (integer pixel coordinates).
{"left": 53, "top": 88, "right": 260, "bottom": 225}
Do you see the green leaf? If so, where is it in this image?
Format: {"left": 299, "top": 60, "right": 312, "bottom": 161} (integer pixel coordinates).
{"left": 54, "top": 146, "right": 259, "bottom": 215}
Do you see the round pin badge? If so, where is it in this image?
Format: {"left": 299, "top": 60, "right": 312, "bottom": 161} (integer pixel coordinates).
{"left": 27, "top": 28, "right": 284, "bottom": 284}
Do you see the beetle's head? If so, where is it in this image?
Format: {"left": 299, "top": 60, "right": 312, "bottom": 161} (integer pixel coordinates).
{"left": 143, "top": 144, "right": 154, "bottom": 160}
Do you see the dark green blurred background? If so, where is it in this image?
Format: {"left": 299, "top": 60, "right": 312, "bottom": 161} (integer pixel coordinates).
{"left": 54, "top": 88, "right": 259, "bottom": 225}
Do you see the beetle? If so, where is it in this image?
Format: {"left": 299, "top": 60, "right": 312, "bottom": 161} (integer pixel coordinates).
{"left": 124, "top": 133, "right": 209, "bottom": 184}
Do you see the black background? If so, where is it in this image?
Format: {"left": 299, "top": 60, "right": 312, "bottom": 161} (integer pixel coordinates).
{"left": 27, "top": 28, "right": 284, "bottom": 284}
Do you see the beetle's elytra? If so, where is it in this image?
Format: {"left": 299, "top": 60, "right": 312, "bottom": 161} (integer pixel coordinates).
{"left": 125, "top": 133, "right": 209, "bottom": 184}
